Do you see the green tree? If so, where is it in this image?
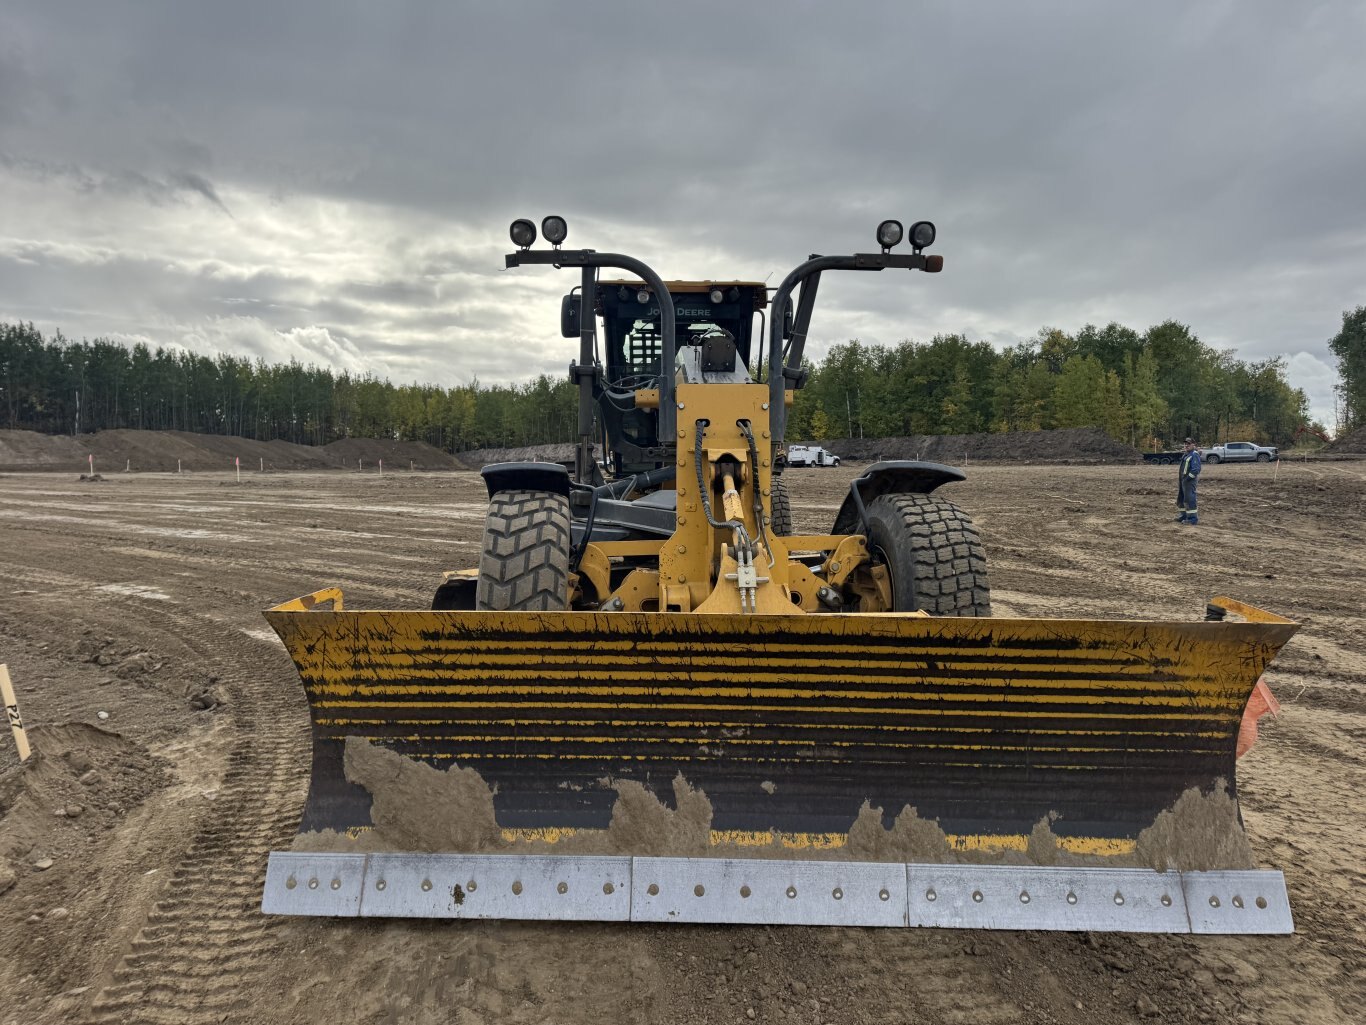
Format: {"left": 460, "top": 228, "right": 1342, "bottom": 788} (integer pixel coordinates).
{"left": 808, "top": 407, "right": 834, "bottom": 441}
{"left": 1076, "top": 322, "right": 1143, "bottom": 376}
{"left": 1122, "top": 348, "right": 1168, "bottom": 447}
{"left": 1050, "top": 355, "right": 1106, "bottom": 428}
{"left": 1328, "top": 306, "right": 1366, "bottom": 432}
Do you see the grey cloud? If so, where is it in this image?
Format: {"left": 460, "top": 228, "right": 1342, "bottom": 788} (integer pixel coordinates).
{"left": 167, "top": 171, "right": 232, "bottom": 216}
{"left": 1, "top": 151, "right": 233, "bottom": 212}
{"left": 2, "top": 0, "right": 1363, "bottom": 428}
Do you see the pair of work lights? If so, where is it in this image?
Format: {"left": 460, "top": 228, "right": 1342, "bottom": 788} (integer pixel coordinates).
{"left": 509, "top": 216, "right": 568, "bottom": 249}
{"left": 875, "top": 219, "right": 936, "bottom": 253}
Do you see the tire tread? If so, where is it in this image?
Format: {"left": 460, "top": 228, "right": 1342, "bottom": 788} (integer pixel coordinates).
{"left": 475, "top": 490, "right": 571, "bottom": 611}
{"left": 866, "top": 493, "right": 991, "bottom": 616}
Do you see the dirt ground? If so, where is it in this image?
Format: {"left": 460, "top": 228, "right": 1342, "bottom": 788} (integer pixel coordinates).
{"left": 0, "top": 429, "right": 462, "bottom": 473}
{"left": 0, "top": 459, "right": 1363, "bottom": 1025}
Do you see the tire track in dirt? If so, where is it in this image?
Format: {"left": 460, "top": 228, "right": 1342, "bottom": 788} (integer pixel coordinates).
{"left": 83, "top": 618, "right": 308, "bottom": 1025}
{"left": 0, "top": 516, "right": 311, "bottom": 1025}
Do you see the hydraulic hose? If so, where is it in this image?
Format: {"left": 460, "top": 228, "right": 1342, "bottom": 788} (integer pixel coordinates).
{"left": 694, "top": 420, "right": 749, "bottom": 543}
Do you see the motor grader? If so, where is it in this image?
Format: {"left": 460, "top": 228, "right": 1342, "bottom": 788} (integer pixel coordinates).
{"left": 262, "top": 217, "right": 1298, "bottom": 933}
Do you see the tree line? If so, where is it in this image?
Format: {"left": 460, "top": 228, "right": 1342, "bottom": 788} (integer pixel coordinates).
{"left": 0, "top": 323, "right": 578, "bottom": 451}
{"left": 788, "top": 320, "right": 1321, "bottom": 448}
{"left": 0, "top": 317, "right": 1338, "bottom": 452}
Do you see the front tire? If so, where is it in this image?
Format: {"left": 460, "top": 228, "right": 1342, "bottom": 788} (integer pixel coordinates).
{"left": 1256, "top": 452, "right": 1271, "bottom": 462}
{"left": 769, "top": 475, "right": 793, "bottom": 536}
{"left": 864, "top": 493, "right": 990, "bottom": 616}
{"left": 475, "top": 489, "right": 571, "bottom": 611}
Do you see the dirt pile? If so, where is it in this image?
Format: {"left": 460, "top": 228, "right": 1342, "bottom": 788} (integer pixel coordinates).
{"left": 323, "top": 437, "right": 463, "bottom": 470}
{"left": 0, "top": 724, "right": 170, "bottom": 861}
{"left": 0, "top": 428, "right": 337, "bottom": 472}
{"left": 827, "top": 426, "right": 1142, "bottom": 463}
{"left": 1327, "top": 424, "right": 1366, "bottom": 453}
{"left": 0, "top": 725, "right": 172, "bottom": 974}
{"left": 453, "top": 442, "right": 581, "bottom": 469}
{"left": 0, "top": 428, "right": 464, "bottom": 472}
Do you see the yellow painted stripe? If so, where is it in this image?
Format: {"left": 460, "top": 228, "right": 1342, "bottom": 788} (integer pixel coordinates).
{"left": 306, "top": 648, "right": 1176, "bottom": 671}
{"left": 327, "top": 824, "right": 1137, "bottom": 858}
{"left": 316, "top": 718, "right": 1231, "bottom": 739}
{"left": 291, "top": 629, "right": 1248, "bottom": 658}
{"left": 304, "top": 691, "right": 1245, "bottom": 716}
{"left": 302, "top": 659, "right": 1197, "bottom": 673}
{"left": 314, "top": 731, "right": 1224, "bottom": 753}
{"left": 311, "top": 701, "right": 1236, "bottom": 721}
{"left": 299, "top": 656, "right": 1198, "bottom": 679}
{"left": 303, "top": 676, "right": 1242, "bottom": 697}
{"left": 301, "top": 675, "right": 1229, "bottom": 699}
{"left": 496, "top": 826, "right": 1136, "bottom": 858}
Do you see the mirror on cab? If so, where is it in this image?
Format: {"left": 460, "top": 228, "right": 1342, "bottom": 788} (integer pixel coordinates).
{"left": 561, "top": 293, "right": 580, "bottom": 338}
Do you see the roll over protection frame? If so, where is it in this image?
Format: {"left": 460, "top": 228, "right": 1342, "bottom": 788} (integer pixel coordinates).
{"left": 506, "top": 249, "right": 679, "bottom": 444}
{"left": 768, "top": 251, "right": 940, "bottom": 445}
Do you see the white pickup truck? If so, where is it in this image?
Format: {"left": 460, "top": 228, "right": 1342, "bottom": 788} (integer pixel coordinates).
{"left": 785, "top": 445, "right": 841, "bottom": 467}
{"left": 1202, "top": 441, "right": 1279, "bottom": 464}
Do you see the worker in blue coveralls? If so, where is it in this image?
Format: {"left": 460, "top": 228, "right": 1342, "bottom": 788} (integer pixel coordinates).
{"left": 1176, "top": 437, "right": 1201, "bottom": 524}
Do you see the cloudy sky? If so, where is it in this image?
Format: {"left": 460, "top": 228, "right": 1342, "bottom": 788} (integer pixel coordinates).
{"left": 2, "top": 1, "right": 1363, "bottom": 426}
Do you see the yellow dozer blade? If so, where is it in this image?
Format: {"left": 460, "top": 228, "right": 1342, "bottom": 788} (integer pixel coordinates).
{"left": 261, "top": 592, "right": 1299, "bottom": 933}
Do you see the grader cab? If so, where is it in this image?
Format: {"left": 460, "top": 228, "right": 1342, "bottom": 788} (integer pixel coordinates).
{"left": 262, "top": 217, "right": 1297, "bottom": 934}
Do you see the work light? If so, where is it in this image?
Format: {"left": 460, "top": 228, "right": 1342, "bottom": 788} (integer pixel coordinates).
{"left": 541, "top": 215, "right": 568, "bottom": 246}
{"left": 509, "top": 219, "right": 537, "bottom": 248}
{"left": 876, "top": 220, "right": 904, "bottom": 250}
{"left": 909, "top": 221, "right": 936, "bottom": 250}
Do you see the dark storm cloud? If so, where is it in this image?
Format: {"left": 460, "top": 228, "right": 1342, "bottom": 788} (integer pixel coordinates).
{"left": 1, "top": 0, "right": 1362, "bottom": 422}
{"left": 1, "top": 153, "right": 232, "bottom": 214}
{"left": 166, "top": 171, "right": 232, "bottom": 216}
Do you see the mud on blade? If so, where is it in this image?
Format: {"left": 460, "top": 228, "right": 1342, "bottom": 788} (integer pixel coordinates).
{"left": 265, "top": 594, "right": 1296, "bottom": 855}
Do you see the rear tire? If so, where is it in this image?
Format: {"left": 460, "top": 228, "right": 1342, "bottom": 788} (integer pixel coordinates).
{"left": 476, "top": 489, "right": 571, "bottom": 611}
{"left": 1206, "top": 453, "right": 1221, "bottom": 464}
{"left": 864, "top": 493, "right": 990, "bottom": 616}
{"left": 770, "top": 475, "right": 793, "bottom": 536}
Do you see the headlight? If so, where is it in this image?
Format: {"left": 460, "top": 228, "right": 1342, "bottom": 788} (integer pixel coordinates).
{"left": 541, "top": 215, "right": 568, "bottom": 246}
{"left": 509, "top": 219, "right": 537, "bottom": 248}
{"left": 636, "top": 289, "right": 651, "bottom": 304}
{"left": 876, "top": 219, "right": 904, "bottom": 249}
{"left": 709, "top": 288, "right": 724, "bottom": 304}
{"left": 909, "top": 221, "right": 936, "bottom": 250}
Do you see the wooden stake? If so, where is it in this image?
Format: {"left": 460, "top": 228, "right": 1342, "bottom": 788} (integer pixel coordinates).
{"left": 1, "top": 664, "right": 31, "bottom": 762}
